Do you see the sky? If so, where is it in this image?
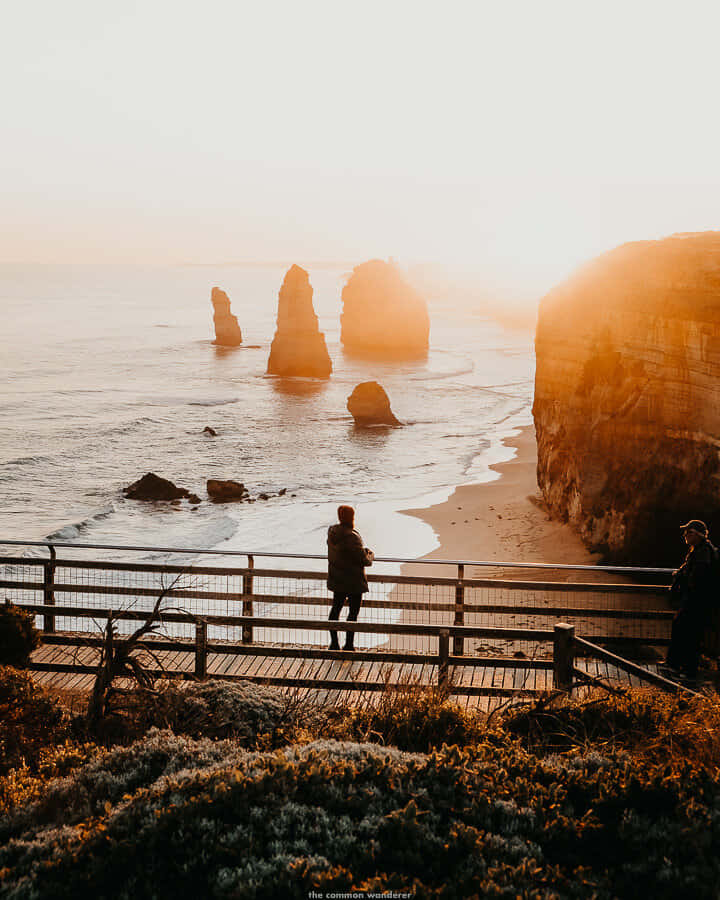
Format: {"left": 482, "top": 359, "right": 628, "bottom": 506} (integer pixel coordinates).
{"left": 2, "top": 0, "right": 720, "bottom": 296}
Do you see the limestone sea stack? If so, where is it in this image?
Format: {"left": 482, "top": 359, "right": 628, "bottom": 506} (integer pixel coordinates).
{"left": 340, "top": 260, "right": 430, "bottom": 358}
{"left": 211, "top": 287, "right": 242, "bottom": 346}
{"left": 267, "top": 265, "right": 332, "bottom": 377}
{"left": 347, "top": 382, "right": 401, "bottom": 426}
{"left": 533, "top": 231, "right": 720, "bottom": 564}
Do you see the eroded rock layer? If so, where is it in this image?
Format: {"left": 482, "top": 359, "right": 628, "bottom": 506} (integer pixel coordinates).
{"left": 341, "top": 260, "right": 429, "bottom": 358}
{"left": 533, "top": 232, "right": 720, "bottom": 563}
{"left": 211, "top": 287, "right": 242, "bottom": 346}
{"left": 267, "top": 266, "right": 332, "bottom": 378}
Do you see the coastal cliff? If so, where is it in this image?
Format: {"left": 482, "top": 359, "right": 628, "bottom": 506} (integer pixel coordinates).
{"left": 533, "top": 231, "right": 720, "bottom": 564}
{"left": 340, "top": 260, "right": 429, "bottom": 358}
{"left": 267, "top": 265, "right": 332, "bottom": 378}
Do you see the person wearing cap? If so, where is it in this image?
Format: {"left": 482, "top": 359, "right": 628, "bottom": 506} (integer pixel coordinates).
{"left": 663, "top": 519, "right": 718, "bottom": 681}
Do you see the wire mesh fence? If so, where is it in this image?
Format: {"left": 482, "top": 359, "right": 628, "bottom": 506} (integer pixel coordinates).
{"left": 0, "top": 545, "right": 674, "bottom": 651}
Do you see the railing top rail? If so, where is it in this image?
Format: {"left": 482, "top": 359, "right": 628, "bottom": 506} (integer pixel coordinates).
{"left": 0, "top": 538, "right": 674, "bottom": 576}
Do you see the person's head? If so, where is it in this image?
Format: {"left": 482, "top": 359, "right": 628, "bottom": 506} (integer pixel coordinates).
{"left": 681, "top": 519, "right": 708, "bottom": 547}
{"left": 337, "top": 505, "right": 355, "bottom": 527}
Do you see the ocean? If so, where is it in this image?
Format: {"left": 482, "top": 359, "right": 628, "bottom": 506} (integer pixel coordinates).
{"left": 0, "top": 263, "right": 534, "bottom": 572}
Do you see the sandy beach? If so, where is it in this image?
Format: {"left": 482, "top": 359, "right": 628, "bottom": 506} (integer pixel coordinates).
{"left": 400, "top": 423, "right": 601, "bottom": 580}
{"left": 380, "top": 424, "right": 652, "bottom": 657}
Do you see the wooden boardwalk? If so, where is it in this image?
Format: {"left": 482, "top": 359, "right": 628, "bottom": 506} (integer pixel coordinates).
{"left": 29, "top": 635, "right": 686, "bottom": 709}
{"left": 29, "top": 637, "right": 560, "bottom": 710}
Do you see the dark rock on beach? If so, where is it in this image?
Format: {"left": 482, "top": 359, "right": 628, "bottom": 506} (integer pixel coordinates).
{"left": 124, "top": 473, "right": 199, "bottom": 503}
{"left": 207, "top": 479, "right": 249, "bottom": 502}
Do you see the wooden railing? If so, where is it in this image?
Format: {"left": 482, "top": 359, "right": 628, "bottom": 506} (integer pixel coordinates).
{"left": 548, "top": 625, "right": 697, "bottom": 697}
{"left": 0, "top": 541, "right": 681, "bottom": 698}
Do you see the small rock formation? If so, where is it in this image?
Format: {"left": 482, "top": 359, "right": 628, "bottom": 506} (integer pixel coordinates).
{"left": 207, "top": 479, "right": 249, "bottom": 502}
{"left": 124, "top": 473, "right": 200, "bottom": 504}
{"left": 211, "top": 287, "right": 242, "bottom": 346}
{"left": 533, "top": 231, "right": 720, "bottom": 564}
{"left": 347, "top": 382, "right": 401, "bottom": 426}
{"left": 340, "top": 260, "right": 430, "bottom": 358}
{"left": 203, "top": 426, "right": 217, "bottom": 436}
{"left": 266, "top": 266, "right": 332, "bottom": 377}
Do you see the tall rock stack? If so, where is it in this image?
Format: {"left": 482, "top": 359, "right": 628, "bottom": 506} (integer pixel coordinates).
{"left": 533, "top": 231, "right": 720, "bottom": 564}
{"left": 211, "top": 287, "right": 242, "bottom": 346}
{"left": 266, "top": 265, "right": 332, "bottom": 377}
{"left": 340, "top": 260, "right": 430, "bottom": 358}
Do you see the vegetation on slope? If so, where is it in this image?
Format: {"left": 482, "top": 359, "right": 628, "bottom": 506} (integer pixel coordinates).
{"left": 1, "top": 667, "right": 719, "bottom": 899}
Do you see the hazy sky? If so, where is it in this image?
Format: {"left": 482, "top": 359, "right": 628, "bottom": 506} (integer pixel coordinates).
{"left": 2, "top": 0, "right": 719, "bottom": 294}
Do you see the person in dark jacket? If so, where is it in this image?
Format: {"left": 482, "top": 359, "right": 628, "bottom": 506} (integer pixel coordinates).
{"left": 327, "top": 505, "right": 374, "bottom": 651}
{"left": 663, "top": 519, "right": 718, "bottom": 680}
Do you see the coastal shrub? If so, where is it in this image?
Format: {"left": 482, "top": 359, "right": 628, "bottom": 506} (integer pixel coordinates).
{"left": 123, "top": 679, "right": 308, "bottom": 747}
{"left": 504, "top": 690, "right": 720, "bottom": 770}
{"left": 0, "top": 666, "right": 71, "bottom": 775}
{"left": 0, "top": 729, "right": 238, "bottom": 841}
{"left": 2, "top": 734, "right": 720, "bottom": 898}
{"left": 0, "top": 600, "right": 40, "bottom": 667}
{"left": 324, "top": 684, "right": 488, "bottom": 752}
{"left": 0, "top": 741, "right": 99, "bottom": 820}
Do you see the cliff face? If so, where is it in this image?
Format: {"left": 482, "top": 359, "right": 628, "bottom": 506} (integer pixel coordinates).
{"left": 533, "top": 232, "right": 720, "bottom": 564}
{"left": 267, "top": 265, "right": 332, "bottom": 378}
{"left": 341, "top": 260, "right": 429, "bottom": 358}
{"left": 211, "top": 287, "right": 242, "bottom": 346}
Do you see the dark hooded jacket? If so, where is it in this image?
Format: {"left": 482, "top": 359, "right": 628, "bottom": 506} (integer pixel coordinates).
{"left": 327, "top": 524, "right": 372, "bottom": 594}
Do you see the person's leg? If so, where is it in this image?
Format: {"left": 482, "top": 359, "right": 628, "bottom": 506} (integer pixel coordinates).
{"left": 329, "top": 592, "right": 345, "bottom": 649}
{"left": 343, "top": 594, "right": 362, "bottom": 650}
{"left": 684, "top": 612, "right": 703, "bottom": 679}
{"left": 666, "top": 610, "right": 688, "bottom": 670}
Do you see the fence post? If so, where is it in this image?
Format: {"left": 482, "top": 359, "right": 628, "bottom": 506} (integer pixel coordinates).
{"left": 195, "top": 620, "right": 208, "bottom": 679}
{"left": 43, "top": 545, "right": 57, "bottom": 634}
{"left": 553, "top": 623, "right": 575, "bottom": 693}
{"left": 438, "top": 629, "right": 450, "bottom": 694}
{"left": 453, "top": 563, "right": 465, "bottom": 656}
{"left": 242, "top": 554, "right": 254, "bottom": 644}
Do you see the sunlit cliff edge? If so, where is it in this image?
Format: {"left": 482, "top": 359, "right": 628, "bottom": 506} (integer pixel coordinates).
{"left": 533, "top": 231, "right": 720, "bottom": 564}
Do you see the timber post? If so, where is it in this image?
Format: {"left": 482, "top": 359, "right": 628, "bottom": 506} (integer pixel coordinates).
{"left": 195, "top": 619, "right": 208, "bottom": 679}
{"left": 553, "top": 623, "right": 575, "bottom": 693}
{"left": 242, "top": 554, "right": 254, "bottom": 644}
{"left": 438, "top": 628, "right": 450, "bottom": 693}
{"left": 43, "top": 544, "right": 57, "bottom": 634}
{"left": 453, "top": 563, "right": 465, "bottom": 655}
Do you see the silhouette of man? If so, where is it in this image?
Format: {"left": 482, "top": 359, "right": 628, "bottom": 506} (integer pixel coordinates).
{"left": 663, "top": 519, "right": 717, "bottom": 681}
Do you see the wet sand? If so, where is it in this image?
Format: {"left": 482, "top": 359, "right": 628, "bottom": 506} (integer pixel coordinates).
{"left": 382, "top": 424, "right": 637, "bottom": 657}
{"left": 400, "top": 423, "right": 602, "bottom": 580}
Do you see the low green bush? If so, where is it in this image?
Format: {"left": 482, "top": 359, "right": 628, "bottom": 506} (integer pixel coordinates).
{"left": 323, "top": 685, "right": 488, "bottom": 752}
{"left": 2, "top": 733, "right": 720, "bottom": 899}
{"left": 121, "top": 679, "right": 309, "bottom": 747}
{"left": 0, "top": 666, "right": 71, "bottom": 775}
{"left": 0, "top": 600, "right": 40, "bottom": 667}
{"left": 504, "top": 689, "right": 720, "bottom": 770}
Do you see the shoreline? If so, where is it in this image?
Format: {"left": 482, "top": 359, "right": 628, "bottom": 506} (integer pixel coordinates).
{"left": 399, "top": 423, "right": 608, "bottom": 581}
